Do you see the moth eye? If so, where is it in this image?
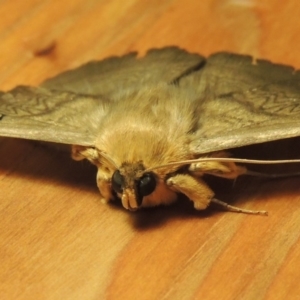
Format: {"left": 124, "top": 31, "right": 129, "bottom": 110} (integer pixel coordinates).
{"left": 137, "top": 173, "right": 156, "bottom": 198}
{"left": 112, "top": 170, "right": 124, "bottom": 194}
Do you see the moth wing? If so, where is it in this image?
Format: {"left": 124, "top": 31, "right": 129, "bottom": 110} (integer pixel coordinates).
{"left": 0, "top": 47, "right": 204, "bottom": 145}
{"left": 42, "top": 47, "right": 205, "bottom": 97}
{"left": 184, "top": 53, "right": 300, "bottom": 154}
{"left": 0, "top": 86, "right": 107, "bottom": 145}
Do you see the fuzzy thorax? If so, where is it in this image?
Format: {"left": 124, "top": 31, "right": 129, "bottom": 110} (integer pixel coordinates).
{"left": 95, "top": 84, "right": 199, "bottom": 171}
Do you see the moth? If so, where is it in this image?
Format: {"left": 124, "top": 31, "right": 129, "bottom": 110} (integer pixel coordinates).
{"left": 1, "top": 47, "right": 300, "bottom": 214}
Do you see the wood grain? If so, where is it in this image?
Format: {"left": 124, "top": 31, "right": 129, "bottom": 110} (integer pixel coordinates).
{"left": 1, "top": 1, "right": 300, "bottom": 299}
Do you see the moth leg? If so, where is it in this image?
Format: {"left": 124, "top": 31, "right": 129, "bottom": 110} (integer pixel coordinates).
{"left": 211, "top": 198, "right": 268, "bottom": 215}
{"left": 189, "top": 160, "right": 247, "bottom": 179}
{"left": 166, "top": 174, "right": 214, "bottom": 210}
{"left": 72, "top": 145, "right": 99, "bottom": 164}
{"left": 72, "top": 145, "right": 115, "bottom": 204}
{"left": 96, "top": 169, "right": 114, "bottom": 204}
{"left": 166, "top": 174, "right": 268, "bottom": 215}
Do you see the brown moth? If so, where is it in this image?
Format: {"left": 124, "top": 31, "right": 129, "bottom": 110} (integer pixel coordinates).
{"left": 1, "top": 47, "right": 300, "bottom": 214}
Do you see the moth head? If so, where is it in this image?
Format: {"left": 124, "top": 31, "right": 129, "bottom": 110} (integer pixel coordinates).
{"left": 72, "top": 145, "right": 158, "bottom": 210}
{"left": 111, "top": 162, "right": 157, "bottom": 210}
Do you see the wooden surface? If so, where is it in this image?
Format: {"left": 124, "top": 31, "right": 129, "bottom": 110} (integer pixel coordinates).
{"left": 1, "top": 1, "right": 300, "bottom": 299}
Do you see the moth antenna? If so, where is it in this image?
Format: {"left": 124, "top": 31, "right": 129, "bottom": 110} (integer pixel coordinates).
{"left": 211, "top": 198, "right": 268, "bottom": 215}
{"left": 147, "top": 157, "right": 300, "bottom": 172}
